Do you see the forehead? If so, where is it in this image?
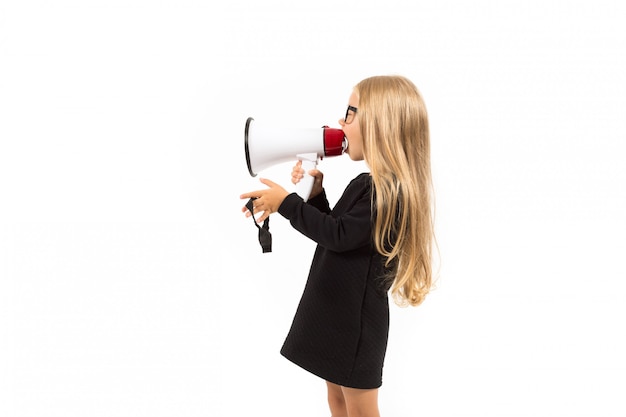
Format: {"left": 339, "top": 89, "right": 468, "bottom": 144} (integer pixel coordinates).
{"left": 348, "top": 90, "right": 359, "bottom": 106}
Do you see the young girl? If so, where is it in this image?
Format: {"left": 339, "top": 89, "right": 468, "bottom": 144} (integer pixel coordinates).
{"left": 240, "top": 75, "right": 434, "bottom": 417}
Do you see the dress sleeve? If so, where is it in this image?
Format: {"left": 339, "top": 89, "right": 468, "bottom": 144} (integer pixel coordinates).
{"left": 277, "top": 177, "right": 372, "bottom": 253}
{"left": 305, "top": 189, "right": 331, "bottom": 214}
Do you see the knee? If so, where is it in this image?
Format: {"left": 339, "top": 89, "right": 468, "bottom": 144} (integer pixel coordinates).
{"left": 327, "top": 384, "right": 347, "bottom": 417}
{"left": 345, "top": 407, "right": 379, "bottom": 417}
{"left": 328, "top": 392, "right": 347, "bottom": 416}
{"left": 342, "top": 387, "right": 380, "bottom": 417}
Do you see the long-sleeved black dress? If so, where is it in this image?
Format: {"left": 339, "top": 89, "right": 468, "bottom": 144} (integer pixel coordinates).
{"left": 277, "top": 173, "right": 392, "bottom": 389}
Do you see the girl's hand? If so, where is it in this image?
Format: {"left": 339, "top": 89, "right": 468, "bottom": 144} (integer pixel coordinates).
{"left": 240, "top": 178, "right": 289, "bottom": 223}
{"left": 291, "top": 160, "right": 324, "bottom": 199}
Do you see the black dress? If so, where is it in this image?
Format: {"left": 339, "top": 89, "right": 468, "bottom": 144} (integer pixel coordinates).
{"left": 277, "top": 173, "right": 392, "bottom": 389}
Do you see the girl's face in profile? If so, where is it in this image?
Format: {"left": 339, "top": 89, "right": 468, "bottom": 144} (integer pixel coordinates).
{"left": 339, "top": 91, "right": 364, "bottom": 161}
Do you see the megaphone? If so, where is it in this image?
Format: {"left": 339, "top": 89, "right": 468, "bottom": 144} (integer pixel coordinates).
{"left": 244, "top": 117, "right": 348, "bottom": 201}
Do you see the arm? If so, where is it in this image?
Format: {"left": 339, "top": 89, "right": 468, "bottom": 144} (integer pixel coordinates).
{"left": 278, "top": 176, "right": 371, "bottom": 253}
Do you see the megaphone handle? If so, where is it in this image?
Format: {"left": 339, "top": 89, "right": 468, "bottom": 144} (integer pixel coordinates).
{"left": 297, "top": 158, "right": 317, "bottom": 202}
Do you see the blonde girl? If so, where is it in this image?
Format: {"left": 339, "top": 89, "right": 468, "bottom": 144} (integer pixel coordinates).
{"left": 241, "top": 75, "right": 434, "bottom": 417}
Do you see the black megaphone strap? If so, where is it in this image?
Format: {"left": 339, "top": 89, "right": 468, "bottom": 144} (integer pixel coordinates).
{"left": 245, "top": 197, "right": 272, "bottom": 253}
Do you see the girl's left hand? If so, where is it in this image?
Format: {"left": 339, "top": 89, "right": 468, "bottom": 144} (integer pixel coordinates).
{"left": 240, "top": 178, "right": 289, "bottom": 223}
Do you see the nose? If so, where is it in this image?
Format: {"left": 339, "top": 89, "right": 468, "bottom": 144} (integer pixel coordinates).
{"left": 338, "top": 118, "right": 345, "bottom": 126}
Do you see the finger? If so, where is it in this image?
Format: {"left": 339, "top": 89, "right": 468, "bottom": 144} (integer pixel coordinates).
{"left": 253, "top": 210, "right": 266, "bottom": 223}
{"left": 260, "top": 208, "right": 273, "bottom": 223}
{"left": 259, "top": 177, "right": 276, "bottom": 188}
{"left": 242, "top": 204, "right": 256, "bottom": 217}
{"left": 240, "top": 190, "right": 264, "bottom": 200}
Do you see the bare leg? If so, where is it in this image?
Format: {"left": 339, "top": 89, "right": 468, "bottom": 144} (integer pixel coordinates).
{"left": 341, "top": 385, "right": 380, "bottom": 417}
{"left": 326, "top": 381, "right": 348, "bottom": 417}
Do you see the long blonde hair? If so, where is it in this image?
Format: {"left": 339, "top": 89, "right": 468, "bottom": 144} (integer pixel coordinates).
{"left": 355, "top": 75, "right": 434, "bottom": 307}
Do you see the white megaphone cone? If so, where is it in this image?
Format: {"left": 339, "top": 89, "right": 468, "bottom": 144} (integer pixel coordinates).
{"left": 244, "top": 117, "right": 348, "bottom": 201}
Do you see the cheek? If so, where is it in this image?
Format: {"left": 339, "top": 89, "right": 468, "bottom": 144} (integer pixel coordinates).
{"left": 349, "top": 137, "right": 364, "bottom": 160}
{"left": 346, "top": 124, "right": 361, "bottom": 141}
{"left": 353, "top": 132, "right": 363, "bottom": 151}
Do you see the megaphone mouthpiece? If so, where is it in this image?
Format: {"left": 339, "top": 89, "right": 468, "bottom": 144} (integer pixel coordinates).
{"left": 321, "top": 125, "right": 347, "bottom": 158}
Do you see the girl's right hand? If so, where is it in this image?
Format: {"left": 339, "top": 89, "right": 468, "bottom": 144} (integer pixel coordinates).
{"left": 291, "top": 160, "right": 324, "bottom": 199}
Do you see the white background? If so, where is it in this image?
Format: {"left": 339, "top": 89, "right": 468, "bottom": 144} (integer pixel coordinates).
{"left": 1, "top": 1, "right": 625, "bottom": 416}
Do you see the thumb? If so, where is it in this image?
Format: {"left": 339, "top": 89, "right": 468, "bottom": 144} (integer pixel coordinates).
{"left": 308, "top": 169, "right": 323, "bottom": 179}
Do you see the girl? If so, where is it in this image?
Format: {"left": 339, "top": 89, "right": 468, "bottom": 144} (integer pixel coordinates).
{"left": 240, "top": 75, "right": 434, "bottom": 417}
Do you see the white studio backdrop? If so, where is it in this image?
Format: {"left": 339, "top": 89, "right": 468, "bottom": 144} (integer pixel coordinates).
{"left": 1, "top": 1, "right": 625, "bottom": 416}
